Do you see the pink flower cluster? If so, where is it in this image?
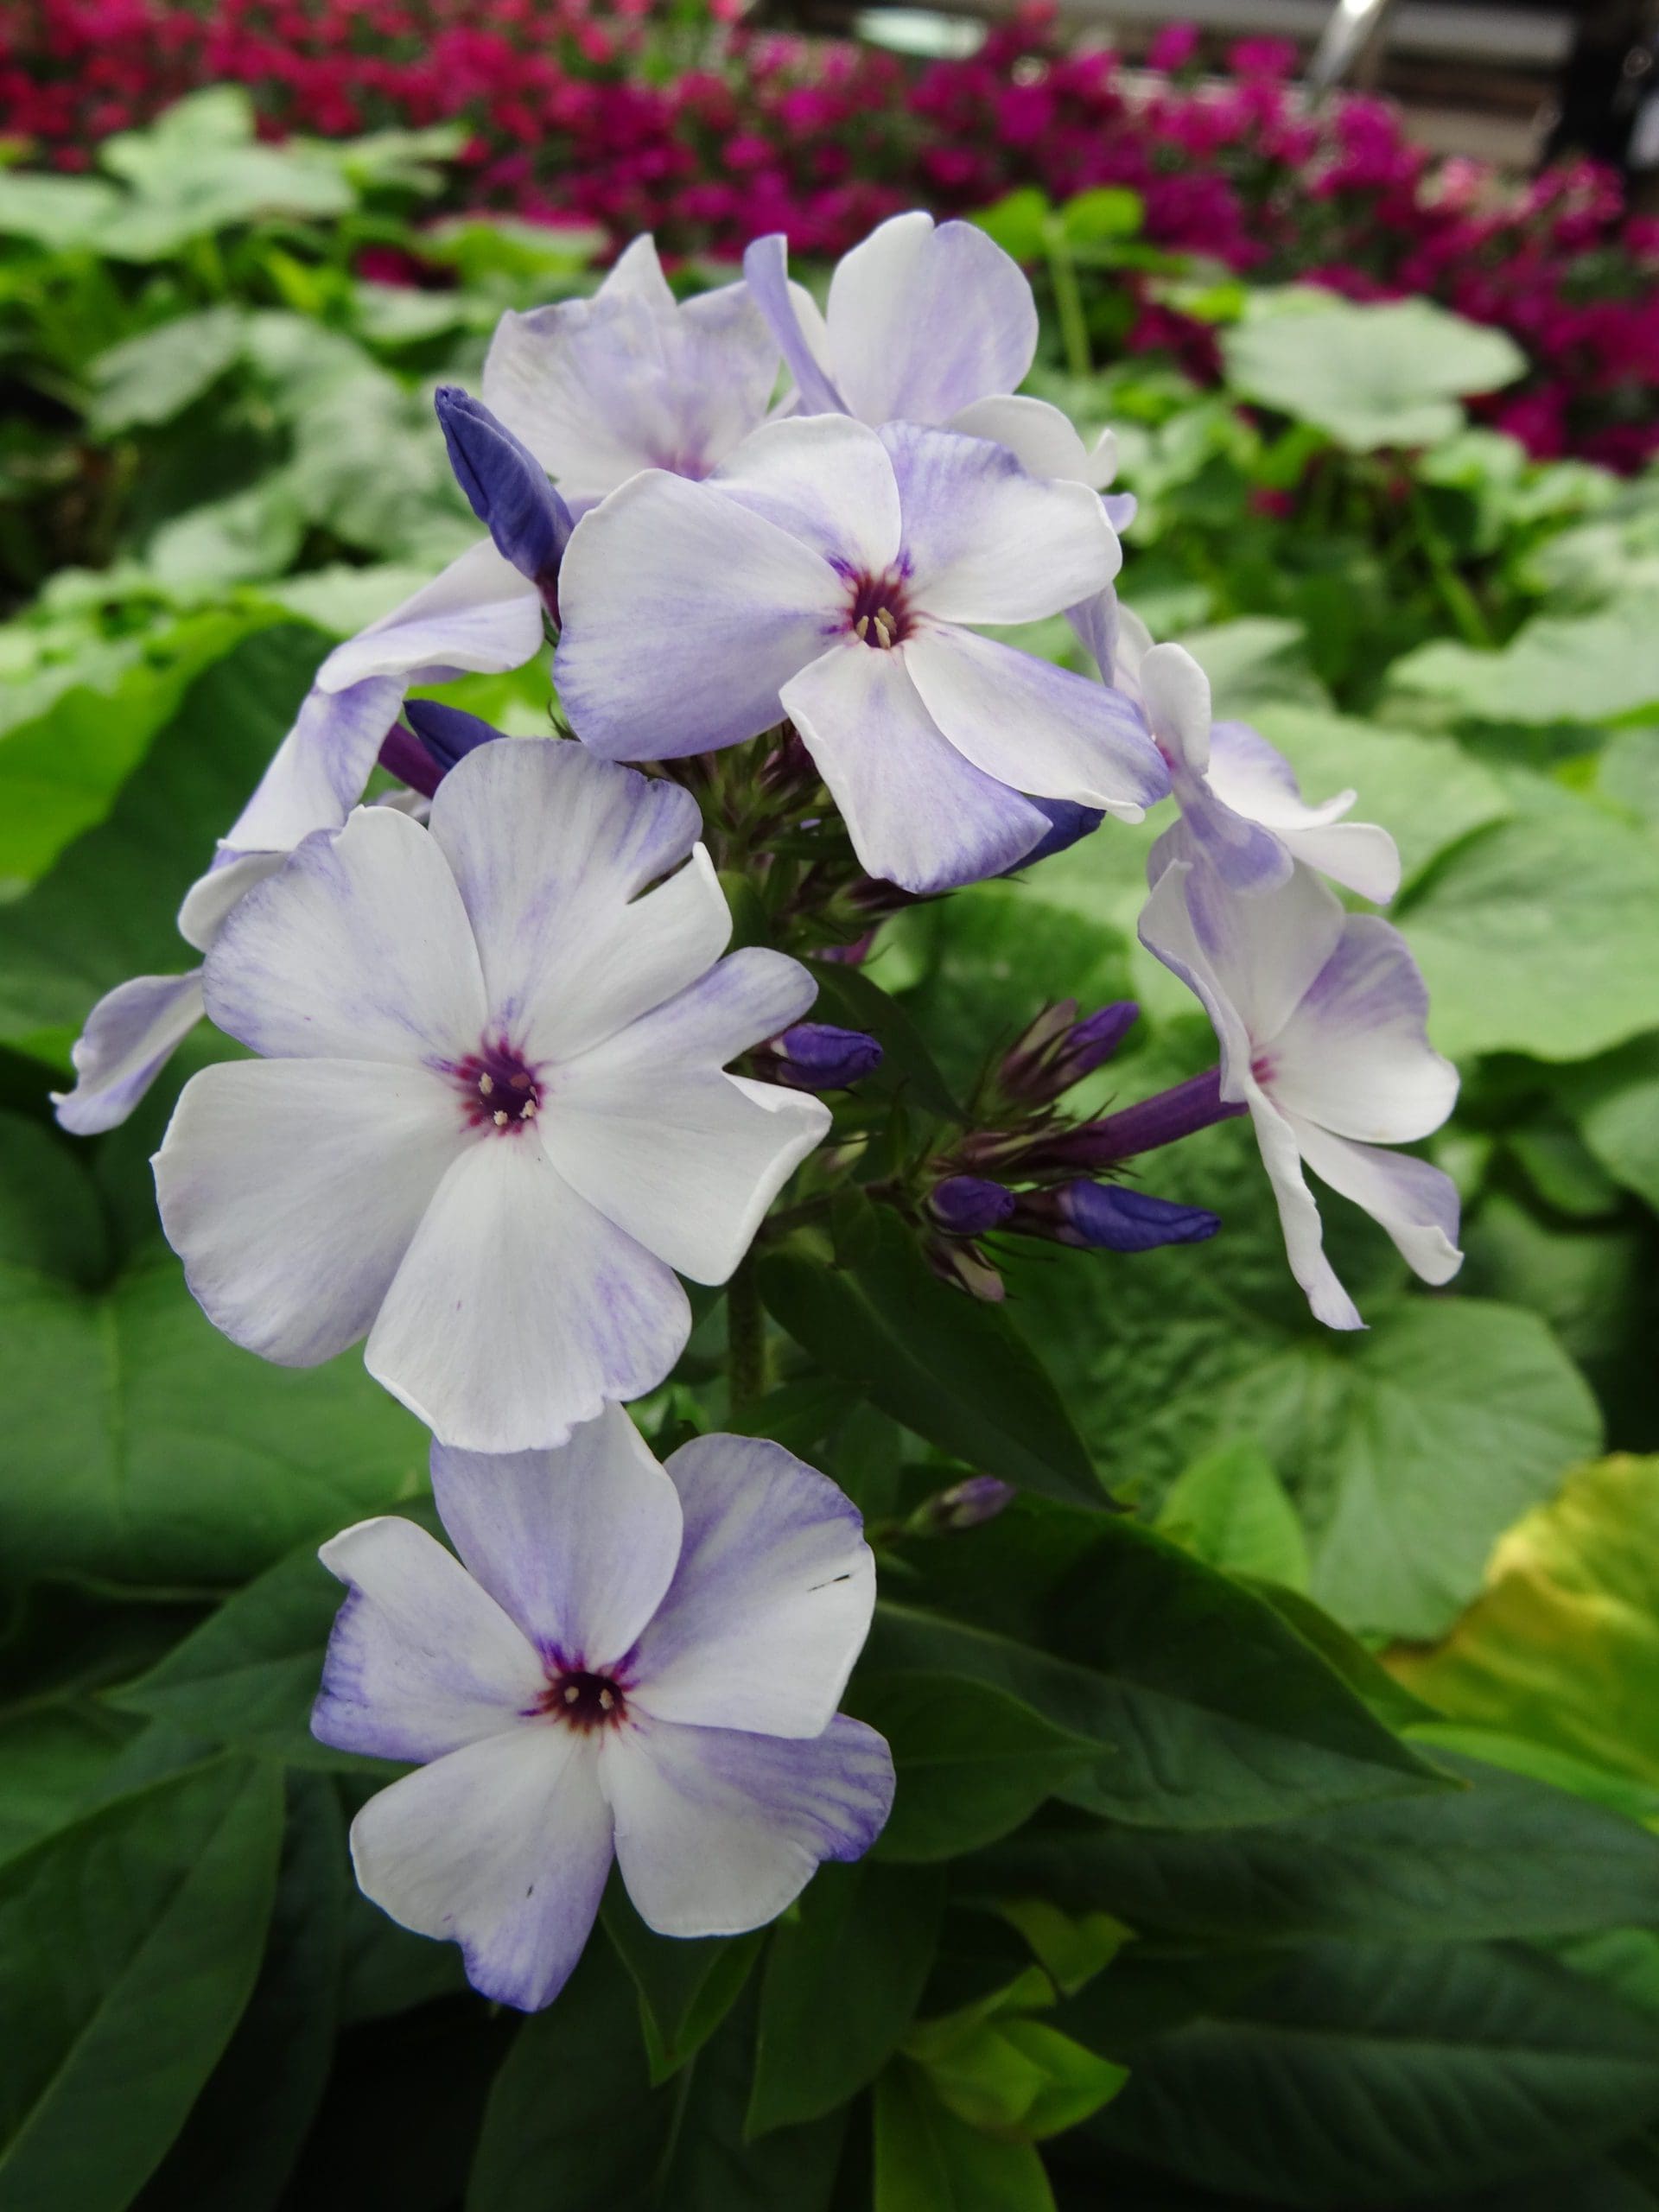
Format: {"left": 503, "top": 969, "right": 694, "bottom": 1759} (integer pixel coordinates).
{"left": 3, "top": 0, "right": 1657, "bottom": 467}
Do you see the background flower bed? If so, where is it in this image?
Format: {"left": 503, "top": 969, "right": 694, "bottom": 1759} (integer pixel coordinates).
{"left": 3, "top": 0, "right": 1659, "bottom": 467}
{"left": 3, "top": 93, "right": 1659, "bottom": 2212}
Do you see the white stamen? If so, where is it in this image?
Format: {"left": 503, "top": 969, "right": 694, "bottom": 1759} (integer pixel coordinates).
{"left": 493, "top": 1109, "right": 509, "bottom": 1127}
{"left": 598, "top": 1688, "right": 614, "bottom": 1711}
{"left": 478, "top": 1072, "right": 494, "bottom": 1096}
{"left": 563, "top": 1684, "right": 580, "bottom": 1705}
{"left": 520, "top": 1102, "right": 537, "bottom": 1120}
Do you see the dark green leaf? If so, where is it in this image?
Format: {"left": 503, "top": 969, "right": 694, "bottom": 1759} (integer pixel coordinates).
{"left": 749, "top": 1861, "right": 945, "bottom": 2133}
{"left": 846, "top": 1672, "right": 1096, "bottom": 1861}
{"left": 984, "top": 1756, "right": 1659, "bottom": 1945}
{"left": 1090, "top": 1940, "right": 1659, "bottom": 2208}
{"left": 758, "top": 1210, "right": 1102, "bottom": 1503}
{"left": 602, "top": 1884, "right": 761, "bottom": 2084}
{"left": 869, "top": 1496, "right": 1440, "bottom": 1831}
{"left": 137, "top": 1772, "right": 345, "bottom": 2212}
{"left": 0, "top": 1756, "right": 283, "bottom": 2212}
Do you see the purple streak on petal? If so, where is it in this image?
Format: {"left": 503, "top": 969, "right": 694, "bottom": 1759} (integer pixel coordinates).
{"left": 224, "top": 674, "right": 408, "bottom": 855}
{"left": 435, "top": 385, "right": 573, "bottom": 601}
{"left": 1067, "top": 586, "right": 1120, "bottom": 682}
{"left": 1016, "top": 1180, "right": 1221, "bottom": 1252}
{"left": 929, "top": 1174, "right": 1017, "bottom": 1236}
{"left": 52, "top": 969, "right": 205, "bottom": 1136}
{"left": 742, "top": 234, "right": 848, "bottom": 414}
{"left": 1046, "top": 1066, "right": 1247, "bottom": 1168}
{"left": 772, "top": 1022, "right": 883, "bottom": 1090}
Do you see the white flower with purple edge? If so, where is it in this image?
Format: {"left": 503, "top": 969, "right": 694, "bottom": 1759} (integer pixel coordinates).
{"left": 313, "top": 1405, "right": 893, "bottom": 2012}
{"left": 1139, "top": 855, "right": 1462, "bottom": 1329}
{"left": 742, "top": 211, "right": 1126, "bottom": 505}
{"left": 153, "top": 736, "right": 830, "bottom": 1452}
{"left": 1117, "top": 621, "right": 1402, "bottom": 904}
{"left": 482, "top": 234, "right": 780, "bottom": 512}
{"left": 556, "top": 414, "right": 1166, "bottom": 894}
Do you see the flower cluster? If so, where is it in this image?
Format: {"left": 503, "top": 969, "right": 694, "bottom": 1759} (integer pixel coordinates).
{"left": 5, "top": 2, "right": 1658, "bottom": 464}
{"left": 54, "top": 210, "right": 1461, "bottom": 2007}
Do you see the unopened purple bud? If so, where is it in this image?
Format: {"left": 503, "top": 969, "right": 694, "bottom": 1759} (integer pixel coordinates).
{"left": 911, "top": 1475, "right": 1017, "bottom": 1533}
{"left": 772, "top": 1023, "right": 883, "bottom": 1091}
{"left": 999, "top": 999, "right": 1141, "bottom": 1107}
{"left": 925, "top": 1237, "right": 1007, "bottom": 1302}
{"left": 929, "top": 1175, "right": 1017, "bottom": 1237}
{"left": 403, "top": 699, "right": 502, "bottom": 776}
{"left": 377, "top": 720, "right": 442, "bottom": 798}
{"left": 1014, "top": 1181, "right": 1220, "bottom": 1252}
{"left": 435, "top": 386, "right": 573, "bottom": 603}
{"left": 1039, "top": 1067, "right": 1247, "bottom": 1171}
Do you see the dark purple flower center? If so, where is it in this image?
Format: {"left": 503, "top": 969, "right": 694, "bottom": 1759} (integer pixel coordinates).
{"left": 537, "top": 1667, "right": 628, "bottom": 1732}
{"left": 451, "top": 1038, "right": 543, "bottom": 1134}
{"left": 844, "top": 567, "right": 912, "bottom": 649}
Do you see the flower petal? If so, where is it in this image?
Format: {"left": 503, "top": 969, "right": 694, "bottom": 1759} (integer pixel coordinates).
{"left": 318, "top": 540, "right": 544, "bottom": 690}
{"left": 177, "top": 849, "right": 286, "bottom": 954}
{"left": 350, "top": 1728, "right": 613, "bottom": 2012}
{"left": 314, "top": 1516, "right": 544, "bottom": 1761}
{"left": 602, "top": 1714, "right": 893, "bottom": 1938}
{"left": 884, "top": 423, "right": 1118, "bottom": 626}
{"left": 484, "top": 245, "right": 777, "bottom": 502}
{"left": 782, "top": 640, "right": 1051, "bottom": 893}
{"left": 1207, "top": 721, "right": 1402, "bottom": 904}
{"left": 712, "top": 416, "right": 900, "bottom": 573}
{"left": 204, "top": 805, "right": 487, "bottom": 1065}
{"left": 1268, "top": 915, "right": 1459, "bottom": 1143}
{"left": 1290, "top": 1118, "right": 1464, "bottom": 1287}
{"left": 905, "top": 626, "right": 1165, "bottom": 818}
{"left": 1247, "top": 1085, "right": 1365, "bottom": 1332}
{"left": 154, "top": 1056, "right": 464, "bottom": 1364}
{"left": 627, "top": 1433, "right": 875, "bottom": 1737}
{"left": 222, "top": 676, "right": 405, "bottom": 857}
{"left": 741, "top": 234, "right": 847, "bottom": 413}
{"left": 1183, "top": 856, "right": 1348, "bottom": 1052}
{"left": 947, "top": 394, "right": 1118, "bottom": 490}
{"left": 430, "top": 1404, "right": 683, "bottom": 1669}
{"left": 53, "top": 971, "right": 205, "bottom": 1136}
{"left": 1137, "top": 860, "right": 1255, "bottom": 1100}
{"left": 1139, "top": 640, "right": 1212, "bottom": 776}
{"left": 426, "top": 738, "right": 729, "bottom": 1061}
{"left": 365, "top": 1135, "right": 690, "bottom": 1452}
{"left": 542, "top": 950, "right": 830, "bottom": 1284}
{"left": 556, "top": 471, "right": 842, "bottom": 760}
{"left": 825, "top": 212, "right": 1036, "bottom": 424}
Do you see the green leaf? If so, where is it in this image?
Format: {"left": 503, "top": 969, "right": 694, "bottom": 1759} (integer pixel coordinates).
{"left": 0, "top": 170, "right": 121, "bottom": 250}
{"left": 969, "top": 188, "right": 1053, "bottom": 264}
{"left": 1154, "top": 1442, "right": 1310, "bottom": 1590}
{"left": 137, "top": 1773, "right": 345, "bottom": 2212}
{"left": 602, "top": 1885, "right": 761, "bottom": 2085}
{"left": 749, "top": 1860, "right": 944, "bottom": 2133}
{"left": 1090, "top": 1939, "right": 1659, "bottom": 2206}
{"left": 88, "top": 308, "right": 247, "bottom": 434}
{"left": 1565, "top": 1038, "right": 1659, "bottom": 1213}
{"left": 0, "top": 1756, "right": 283, "bottom": 2212}
{"left": 0, "top": 1702, "right": 141, "bottom": 1865}
{"left": 1018, "top": 1188, "right": 1604, "bottom": 1637}
{"left": 846, "top": 1672, "right": 1097, "bottom": 1861}
{"left": 1395, "top": 788, "right": 1659, "bottom": 1062}
{"left": 1222, "top": 291, "right": 1524, "bottom": 451}
{"left": 0, "top": 624, "right": 327, "bottom": 1045}
{"left": 988, "top": 1753, "right": 1659, "bottom": 1945}
{"left": 869, "top": 1495, "right": 1442, "bottom": 1830}
{"left": 757, "top": 1210, "right": 1102, "bottom": 1503}
{"left": 1390, "top": 1456, "right": 1659, "bottom": 1793}
{"left": 0, "top": 1130, "right": 427, "bottom": 1588}
{"left": 874, "top": 2060, "right": 1056, "bottom": 2212}
{"left": 1248, "top": 703, "right": 1511, "bottom": 893}
{"left": 1390, "top": 597, "right": 1659, "bottom": 726}
{"left": 469, "top": 1943, "right": 842, "bottom": 2212}
{"left": 923, "top": 2016, "right": 1126, "bottom": 2139}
